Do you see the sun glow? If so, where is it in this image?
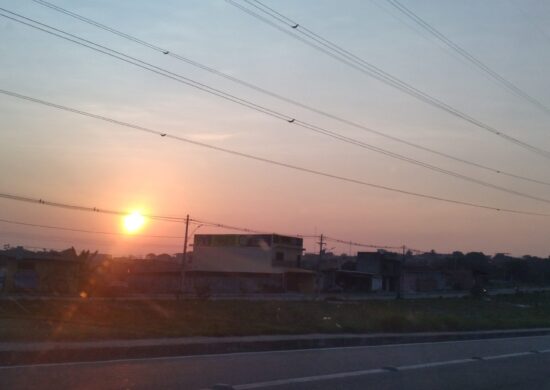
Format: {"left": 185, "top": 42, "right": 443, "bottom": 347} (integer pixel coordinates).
{"left": 123, "top": 211, "right": 146, "bottom": 234}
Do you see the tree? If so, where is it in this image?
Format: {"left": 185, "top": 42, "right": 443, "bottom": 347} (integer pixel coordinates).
{"left": 155, "top": 253, "right": 173, "bottom": 261}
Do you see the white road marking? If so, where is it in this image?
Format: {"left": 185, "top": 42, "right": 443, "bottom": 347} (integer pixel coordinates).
{"left": 214, "top": 349, "right": 550, "bottom": 389}
{"left": 399, "top": 358, "right": 475, "bottom": 370}
{"left": 233, "top": 368, "right": 387, "bottom": 389}
{"left": 1, "top": 334, "right": 549, "bottom": 371}
{"left": 483, "top": 351, "right": 535, "bottom": 360}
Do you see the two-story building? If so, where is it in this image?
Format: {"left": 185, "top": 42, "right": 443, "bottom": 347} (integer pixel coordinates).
{"left": 186, "top": 234, "right": 314, "bottom": 295}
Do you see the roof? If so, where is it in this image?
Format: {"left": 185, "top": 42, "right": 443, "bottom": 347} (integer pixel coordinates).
{"left": 0, "top": 246, "right": 79, "bottom": 262}
{"left": 194, "top": 233, "right": 303, "bottom": 249}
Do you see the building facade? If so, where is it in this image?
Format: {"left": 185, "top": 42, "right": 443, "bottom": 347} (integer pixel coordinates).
{"left": 187, "top": 234, "right": 313, "bottom": 294}
{"left": 0, "top": 247, "right": 80, "bottom": 294}
{"left": 357, "top": 251, "right": 400, "bottom": 292}
{"left": 193, "top": 234, "right": 304, "bottom": 268}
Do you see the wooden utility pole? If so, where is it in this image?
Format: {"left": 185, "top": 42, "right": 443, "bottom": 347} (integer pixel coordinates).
{"left": 396, "top": 245, "right": 406, "bottom": 299}
{"left": 315, "top": 234, "right": 326, "bottom": 294}
{"left": 183, "top": 214, "right": 190, "bottom": 265}
{"left": 317, "top": 234, "right": 325, "bottom": 268}
{"left": 179, "top": 214, "right": 190, "bottom": 298}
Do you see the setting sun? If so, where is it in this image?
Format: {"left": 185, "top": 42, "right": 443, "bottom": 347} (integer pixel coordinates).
{"left": 123, "top": 211, "right": 146, "bottom": 234}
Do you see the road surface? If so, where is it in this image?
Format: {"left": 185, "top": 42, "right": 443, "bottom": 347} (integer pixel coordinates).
{"left": 2, "top": 335, "right": 550, "bottom": 389}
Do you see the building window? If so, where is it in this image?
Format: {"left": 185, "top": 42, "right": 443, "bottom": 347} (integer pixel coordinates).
{"left": 276, "top": 252, "right": 284, "bottom": 261}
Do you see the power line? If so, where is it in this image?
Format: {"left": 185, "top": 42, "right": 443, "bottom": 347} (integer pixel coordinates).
{"left": 2, "top": 11, "right": 550, "bottom": 205}
{"left": 321, "top": 236, "right": 426, "bottom": 254}
{"left": 383, "top": 0, "right": 550, "bottom": 116}
{"left": 0, "top": 194, "right": 287, "bottom": 238}
{"left": 189, "top": 218, "right": 274, "bottom": 235}
{"left": 0, "top": 193, "right": 316, "bottom": 239}
{"left": 0, "top": 216, "right": 422, "bottom": 254}
{"left": 0, "top": 193, "right": 188, "bottom": 223}
{"left": 324, "top": 235, "right": 402, "bottom": 250}
{"left": 0, "top": 217, "right": 186, "bottom": 239}
{"left": 226, "top": 0, "right": 550, "bottom": 159}
{"left": 241, "top": 0, "right": 550, "bottom": 153}
{"left": 28, "top": 0, "right": 550, "bottom": 187}
{"left": 2, "top": 90, "right": 550, "bottom": 218}
{"left": 189, "top": 217, "right": 318, "bottom": 239}
{"left": 0, "top": 201, "right": 406, "bottom": 251}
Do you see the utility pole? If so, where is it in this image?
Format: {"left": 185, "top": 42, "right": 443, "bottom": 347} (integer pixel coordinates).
{"left": 183, "top": 214, "right": 190, "bottom": 265}
{"left": 316, "top": 234, "right": 326, "bottom": 294}
{"left": 180, "top": 214, "right": 190, "bottom": 298}
{"left": 317, "top": 234, "right": 325, "bottom": 268}
{"left": 396, "top": 245, "right": 406, "bottom": 299}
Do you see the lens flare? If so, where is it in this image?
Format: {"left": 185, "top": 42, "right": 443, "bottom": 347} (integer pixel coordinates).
{"left": 123, "top": 211, "right": 145, "bottom": 234}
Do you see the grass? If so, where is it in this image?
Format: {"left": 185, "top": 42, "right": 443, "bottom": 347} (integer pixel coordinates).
{"left": 1, "top": 292, "right": 550, "bottom": 342}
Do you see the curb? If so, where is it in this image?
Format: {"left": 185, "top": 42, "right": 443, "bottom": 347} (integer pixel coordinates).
{"left": 2, "top": 328, "right": 550, "bottom": 366}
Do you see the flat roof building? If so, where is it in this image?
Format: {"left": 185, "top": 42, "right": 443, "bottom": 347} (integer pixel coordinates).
{"left": 187, "top": 234, "right": 313, "bottom": 295}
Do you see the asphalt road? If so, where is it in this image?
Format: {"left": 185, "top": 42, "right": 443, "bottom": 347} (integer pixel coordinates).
{"left": 2, "top": 335, "right": 550, "bottom": 389}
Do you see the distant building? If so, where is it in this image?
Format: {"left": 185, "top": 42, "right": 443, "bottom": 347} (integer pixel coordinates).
{"left": 193, "top": 234, "right": 304, "bottom": 268}
{"left": 0, "top": 246, "right": 80, "bottom": 294}
{"left": 402, "top": 264, "right": 446, "bottom": 293}
{"left": 357, "top": 251, "right": 400, "bottom": 292}
{"left": 127, "top": 259, "right": 181, "bottom": 294}
{"left": 187, "top": 234, "right": 314, "bottom": 294}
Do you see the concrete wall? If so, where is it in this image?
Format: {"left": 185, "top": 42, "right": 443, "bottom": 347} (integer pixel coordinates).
{"left": 271, "top": 245, "right": 303, "bottom": 268}
{"left": 187, "top": 272, "right": 284, "bottom": 295}
{"left": 0, "top": 258, "right": 80, "bottom": 294}
{"left": 129, "top": 273, "right": 181, "bottom": 293}
{"left": 34, "top": 261, "right": 80, "bottom": 294}
{"left": 0, "top": 258, "right": 17, "bottom": 293}
{"left": 356, "top": 255, "right": 381, "bottom": 274}
{"left": 284, "top": 272, "right": 315, "bottom": 293}
{"left": 192, "top": 245, "right": 303, "bottom": 271}
{"left": 192, "top": 246, "right": 273, "bottom": 272}
{"left": 403, "top": 272, "right": 447, "bottom": 293}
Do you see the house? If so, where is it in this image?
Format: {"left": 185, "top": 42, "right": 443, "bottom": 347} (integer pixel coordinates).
{"left": 0, "top": 246, "right": 81, "bottom": 294}
{"left": 357, "top": 251, "right": 401, "bottom": 292}
{"left": 402, "top": 264, "right": 447, "bottom": 293}
{"left": 127, "top": 259, "right": 181, "bottom": 294}
{"left": 325, "top": 270, "right": 375, "bottom": 292}
{"left": 186, "top": 234, "right": 315, "bottom": 295}
{"left": 193, "top": 234, "right": 304, "bottom": 268}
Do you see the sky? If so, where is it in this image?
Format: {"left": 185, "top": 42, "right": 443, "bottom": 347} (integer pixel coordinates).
{"left": 0, "top": 0, "right": 549, "bottom": 257}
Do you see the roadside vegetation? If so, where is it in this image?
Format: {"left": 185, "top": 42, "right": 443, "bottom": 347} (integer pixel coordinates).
{"left": 1, "top": 292, "right": 550, "bottom": 342}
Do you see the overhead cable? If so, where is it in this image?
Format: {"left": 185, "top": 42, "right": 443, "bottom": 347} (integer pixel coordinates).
{"left": 28, "top": 0, "right": 550, "bottom": 187}
{"left": 0, "top": 217, "right": 185, "bottom": 239}
{"left": 383, "top": 0, "right": 550, "bottom": 115}
{"left": 1, "top": 90, "right": 550, "bottom": 218}
{"left": 2, "top": 10, "right": 550, "bottom": 205}
{"left": 226, "top": 0, "right": 550, "bottom": 159}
